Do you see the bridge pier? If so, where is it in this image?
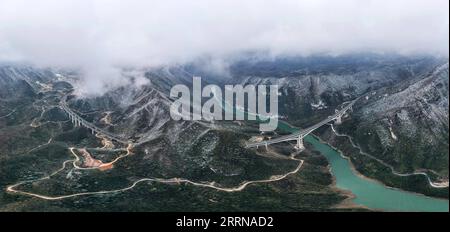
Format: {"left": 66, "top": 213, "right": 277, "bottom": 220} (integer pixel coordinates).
{"left": 295, "top": 136, "right": 305, "bottom": 151}
{"left": 61, "top": 102, "right": 128, "bottom": 145}
{"left": 334, "top": 115, "right": 342, "bottom": 125}
{"left": 245, "top": 100, "right": 357, "bottom": 151}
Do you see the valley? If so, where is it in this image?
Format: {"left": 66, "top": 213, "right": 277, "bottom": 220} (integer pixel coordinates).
{"left": 0, "top": 55, "right": 448, "bottom": 212}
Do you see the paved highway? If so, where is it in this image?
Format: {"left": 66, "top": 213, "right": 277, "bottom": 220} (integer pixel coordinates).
{"left": 246, "top": 99, "right": 358, "bottom": 148}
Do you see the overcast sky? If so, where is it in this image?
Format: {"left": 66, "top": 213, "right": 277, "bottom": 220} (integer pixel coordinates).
{"left": 0, "top": 0, "right": 448, "bottom": 95}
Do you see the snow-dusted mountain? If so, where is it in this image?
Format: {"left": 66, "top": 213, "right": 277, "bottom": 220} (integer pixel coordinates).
{"left": 0, "top": 54, "right": 448, "bottom": 211}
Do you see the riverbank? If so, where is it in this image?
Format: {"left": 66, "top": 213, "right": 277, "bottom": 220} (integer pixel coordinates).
{"left": 311, "top": 133, "right": 449, "bottom": 202}
{"left": 303, "top": 134, "right": 448, "bottom": 212}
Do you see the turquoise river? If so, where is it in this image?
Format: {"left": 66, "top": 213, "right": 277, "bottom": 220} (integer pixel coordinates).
{"left": 278, "top": 120, "right": 449, "bottom": 212}
{"left": 224, "top": 96, "right": 448, "bottom": 211}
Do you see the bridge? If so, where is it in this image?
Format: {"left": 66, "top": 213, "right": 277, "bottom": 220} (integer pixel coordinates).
{"left": 60, "top": 94, "right": 129, "bottom": 145}
{"left": 245, "top": 99, "right": 358, "bottom": 150}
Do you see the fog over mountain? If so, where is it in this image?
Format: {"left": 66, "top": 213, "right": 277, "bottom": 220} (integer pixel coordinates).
{"left": 0, "top": 0, "right": 448, "bottom": 95}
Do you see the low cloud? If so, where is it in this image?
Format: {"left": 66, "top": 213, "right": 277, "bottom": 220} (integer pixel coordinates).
{"left": 0, "top": 0, "right": 448, "bottom": 95}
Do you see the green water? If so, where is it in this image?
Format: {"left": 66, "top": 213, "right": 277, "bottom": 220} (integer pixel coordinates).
{"left": 278, "top": 121, "right": 449, "bottom": 212}
{"left": 223, "top": 97, "right": 448, "bottom": 211}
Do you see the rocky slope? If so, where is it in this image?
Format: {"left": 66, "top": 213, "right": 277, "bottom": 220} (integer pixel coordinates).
{"left": 226, "top": 54, "right": 443, "bottom": 126}
{"left": 344, "top": 63, "right": 449, "bottom": 176}
{"left": 0, "top": 54, "right": 447, "bottom": 210}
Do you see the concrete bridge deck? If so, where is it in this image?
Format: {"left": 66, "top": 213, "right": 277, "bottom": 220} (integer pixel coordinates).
{"left": 245, "top": 99, "right": 358, "bottom": 149}
{"left": 60, "top": 94, "right": 129, "bottom": 144}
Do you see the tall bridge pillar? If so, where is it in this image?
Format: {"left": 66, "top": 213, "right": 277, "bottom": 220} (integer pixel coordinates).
{"left": 295, "top": 135, "right": 305, "bottom": 150}
{"left": 334, "top": 115, "right": 342, "bottom": 125}
{"left": 61, "top": 103, "right": 128, "bottom": 145}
